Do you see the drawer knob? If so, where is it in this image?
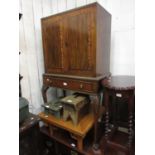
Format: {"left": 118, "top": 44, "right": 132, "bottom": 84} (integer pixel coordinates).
{"left": 63, "top": 82, "right": 68, "bottom": 86}
{"left": 46, "top": 78, "right": 51, "bottom": 83}
{"left": 116, "top": 93, "right": 122, "bottom": 97}
{"left": 80, "top": 84, "right": 83, "bottom": 89}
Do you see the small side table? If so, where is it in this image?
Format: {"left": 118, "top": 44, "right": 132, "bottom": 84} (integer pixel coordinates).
{"left": 102, "top": 76, "right": 135, "bottom": 155}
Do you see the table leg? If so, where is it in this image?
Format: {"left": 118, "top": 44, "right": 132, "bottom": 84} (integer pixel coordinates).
{"left": 77, "top": 136, "right": 83, "bottom": 151}
{"left": 92, "top": 95, "right": 100, "bottom": 150}
{"left": 63, "top": 89, "right": 67, "bottom": 97}
{"left": 105, "top": 90, "right": 109, "bottom": 141}
{"left": 42, "top": 85, "right": 49, "bottom": 103}
{"left": 128, "top": 94, "right": 134, "bottom": 149}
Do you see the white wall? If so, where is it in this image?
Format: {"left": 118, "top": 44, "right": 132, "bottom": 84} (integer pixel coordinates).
{"left": 19, "top": 0, "right": 134, "bottom": 113}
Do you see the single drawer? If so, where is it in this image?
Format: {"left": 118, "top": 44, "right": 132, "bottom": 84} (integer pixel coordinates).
{"left": 43, "top": 76, "right": 99, "bottom": 93}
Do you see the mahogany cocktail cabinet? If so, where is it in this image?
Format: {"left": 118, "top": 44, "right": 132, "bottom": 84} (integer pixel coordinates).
{"left": 40, "top": 2, "right": 111, "bottom": 154}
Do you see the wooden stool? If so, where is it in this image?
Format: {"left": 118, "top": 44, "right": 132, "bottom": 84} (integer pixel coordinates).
{"left": 102, "top": 76, "right": 135, "bottom": 155}
{"left": 61, "top": 94, "right": 89, "bottom": 126}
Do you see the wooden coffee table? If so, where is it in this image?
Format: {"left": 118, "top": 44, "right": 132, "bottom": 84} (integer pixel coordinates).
{"left": 39, "top": 112, "right": 94, "bottom": 151}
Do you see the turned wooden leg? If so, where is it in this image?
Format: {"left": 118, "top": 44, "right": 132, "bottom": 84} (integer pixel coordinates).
{"left": 104, "top": 90, "right": 109, "bottom": 141}
{"left": 112, "top": 94, "right": 117, "bottom": 127}
{"left": 128, "top": 113, "right": 133, "bottom": 147}
{"left": 63, "top": 89, "right": 66, "bottom": 97}
{"left": 92, "top": 95, "right": 100, "bottom": 150}
{"left": 127, "top": 93, "right": 134, "bottom": 154}
{"left": 41, "top": 85, "right": 49, "bottom": 103}
{"left": 77, "top": 136, "right": 83, "bottom": 151}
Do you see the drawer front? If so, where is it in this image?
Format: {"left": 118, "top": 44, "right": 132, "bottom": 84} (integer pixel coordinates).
{"left": 43, "top": 76, "right": 98, "bottom": 93}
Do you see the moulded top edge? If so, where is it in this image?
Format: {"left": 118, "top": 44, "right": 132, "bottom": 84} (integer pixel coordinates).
{"left": 41, "top": 2, "right": 99, "bottom": 21}
{"left": 43, "top": 73, "right": 110, "bottom": 81}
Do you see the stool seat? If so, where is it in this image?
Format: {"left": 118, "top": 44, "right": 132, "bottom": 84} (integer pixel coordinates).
{"left": 102, "top": 75, "right": 135, "bottom": 155}
{"left": 102, "top": 76, "right": 135, "bottom": 91}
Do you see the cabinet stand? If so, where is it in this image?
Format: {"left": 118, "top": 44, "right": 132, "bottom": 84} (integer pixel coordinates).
{"left": 41, "top": 74, "right": 107, "bottom": 152}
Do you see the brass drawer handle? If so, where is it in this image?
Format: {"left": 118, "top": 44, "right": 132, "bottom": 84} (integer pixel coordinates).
{"left": 46, "top": 78, "right": 51, "bottom": 83}
{"left": 63, "top": 82, "right": 68, "bottom": 86}
{"left": 80, "top": 84, "right": 84, "bottom": 89}
{"left": 116, "top": 93, "right": 122, "bottom": 97}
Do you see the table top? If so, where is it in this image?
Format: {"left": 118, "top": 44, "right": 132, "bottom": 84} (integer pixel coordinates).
{"left": 44, "top": 73, "right": 109, "bottom": 81}
{"left": 39, "top": 112, "right": 94, "bottom": 137}
{"left": 102, "top": 76, "right": 135, "bottom": 91}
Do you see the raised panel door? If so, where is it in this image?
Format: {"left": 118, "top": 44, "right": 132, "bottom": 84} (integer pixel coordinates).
{"left": 63, "top": 8, "right": 96, "bottom": 77}
{"left": 42, "top": 17, "right": 66, "bottom": 73}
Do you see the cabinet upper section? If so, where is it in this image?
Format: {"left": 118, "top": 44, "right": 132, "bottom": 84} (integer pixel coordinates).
{"left": 41, "top": 2, "right": 111, "bottom": 77}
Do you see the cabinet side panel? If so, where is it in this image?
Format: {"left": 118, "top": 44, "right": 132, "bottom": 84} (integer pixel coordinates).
{"left": 96, "top": 4, "right": 111, "bottom": 76}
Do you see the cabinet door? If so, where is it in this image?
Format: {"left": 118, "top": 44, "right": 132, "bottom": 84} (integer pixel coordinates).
{"left": 42, "top": 17, "right": 66, "bottom": 74}
{"left": 63, "top": 8, "right": 96, "bottom": 77}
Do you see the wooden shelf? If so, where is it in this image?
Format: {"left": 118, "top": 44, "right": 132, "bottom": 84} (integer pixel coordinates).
{"left": 38, "top": 112, "right": 95, "bottom": 154}
{"left": 40, "top": 125, "right": 95, "bottom": 154}
{"left": 100, "top": 130, "right": 135, "bottom": 154}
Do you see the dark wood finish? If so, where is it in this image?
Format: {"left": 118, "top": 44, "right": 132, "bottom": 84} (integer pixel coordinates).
{"left": 102, "top": 76, "right": 135, "bottom": 91}
{"left": 42, "top": 16, "right": 65, "bottom": 74}
{"left": 102, "top": 76, "right": 135, "bottom": 155}
{"left": 96, "top": 4, "right": 111, "bottom": 76}
{"left": 40, "top": 90, "right": 105, "bottom": 152}
{"left": 40, "top": 125, "right": 91, "bottom": 155}
{"left": 41, "top": 85, "right": 49, "bottom": 103}
{"left": 19, "top": 74, "right": 23, "bottom": 97}
{"left": 19, "top": 13, "right": 22, "bottom": 20}
{"left": 19, "top": 15, "right": 23, "bottom": 97}
{"left": 41, "top": 74, "right": 106, "bottom": 151}
{"left": 41, "top": 2, "right": 111, "bottom": 77}
{"left": 43, "top": 74, "right": 101, "bottom": 94}
{"left": 40, "top": 122, "right": 134, "bottom": 155}
{"left": 19, "top": 113, "right": 40, "bottom": 134}
{"left": 41, "top": 2, "right": 111, "bottom": 153}
{"left": 63, "top": 7, "right": 96, "bottom": 77}
{"left": 19, "top": 113, "right": 41, "bottom": 155}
